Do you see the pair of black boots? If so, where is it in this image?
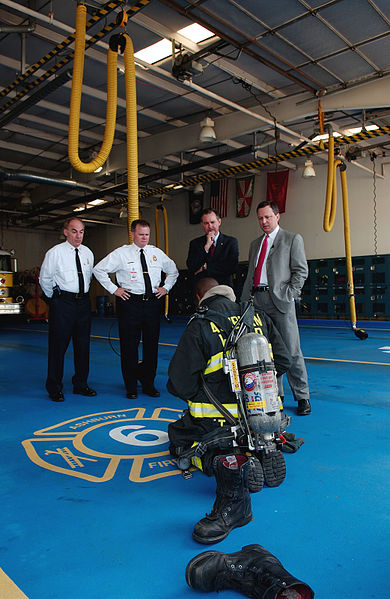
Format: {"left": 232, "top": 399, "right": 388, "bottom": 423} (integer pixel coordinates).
{"left": 189, "top": 454, "right": 314, "bottom": 598}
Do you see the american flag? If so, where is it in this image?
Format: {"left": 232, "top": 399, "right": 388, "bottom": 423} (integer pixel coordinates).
{"left": 210, "top": 179, "right": 228, "bottom": 218}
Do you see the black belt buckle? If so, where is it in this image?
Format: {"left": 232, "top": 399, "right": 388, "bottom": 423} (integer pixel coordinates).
{"left": 254, "top": 285, "right": 269, "bottom": 293}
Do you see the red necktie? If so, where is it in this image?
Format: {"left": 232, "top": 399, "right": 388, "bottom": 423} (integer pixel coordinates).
{"left": 209, "top": 243, "right": 215, "bottom": 257}
{"left": 253, "top": 235, "right": 269, "bottom": 287}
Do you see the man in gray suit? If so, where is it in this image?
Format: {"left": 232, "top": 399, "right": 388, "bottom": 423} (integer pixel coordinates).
{"left": 241, "top": 200, "right": 311, "bottom": 415}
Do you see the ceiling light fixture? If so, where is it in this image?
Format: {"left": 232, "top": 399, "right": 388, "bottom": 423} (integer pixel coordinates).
{"left": 199, "top": 117, "right": 216, "bottom": 143}
{"left": 134, "top": 23, "right": 215, "bottom": 66}
{"left": 302, "top": 159, "right": 316, "bottom": 178}
{"left": 194, "top": 182, "right": 204, "bottom": 194}
{"left": 88, "top": 199, "right": 106, "bottom": 206}
{"left": 178, "top": 23, "right": 215, "bottom": 43}
{"left": 311, "top": 132, "right": 341, "bottom": 142}
{"left": 343, "top": 124, "right": 379, "bottom": 136}
{"left": 20, "top": 191, "right": 32, "bottom": 206}
{"left": 119, "top": 206, "right": 127, "bottom": 219}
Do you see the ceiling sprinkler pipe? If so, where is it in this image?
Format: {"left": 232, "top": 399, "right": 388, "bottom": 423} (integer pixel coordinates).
{"left": 0, "top": 24, "right": 35, "bottom": 33}
{"left": 0, "top": 168, "right": 96, "bottom": 191}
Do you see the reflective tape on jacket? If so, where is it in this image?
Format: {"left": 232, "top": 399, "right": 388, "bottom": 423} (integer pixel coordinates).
{"left": 188, "top": 400, "right": 238, "bottom": 419}
{"left": 203, "top": 351, "right": 223, "bottom": 375}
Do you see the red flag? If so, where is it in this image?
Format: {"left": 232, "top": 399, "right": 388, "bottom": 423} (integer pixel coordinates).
{"left": 236, "top": 175, "right": 254, "bottom": 217}
{"left": 266, "top": 170, "right": 289, "bottom": 214}
{"left": 210, "top": 179, "right": 228, "bottom": 218}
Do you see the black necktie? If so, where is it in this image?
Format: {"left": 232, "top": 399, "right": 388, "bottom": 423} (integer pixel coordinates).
{"left": 75, "top": 248, "right": 84, "bottom": 294}
{"left": 140, "top": 249, "right": 153, "bottom": 298}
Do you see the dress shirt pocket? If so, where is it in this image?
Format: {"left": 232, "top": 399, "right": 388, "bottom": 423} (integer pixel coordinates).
{"left": 63, "top": 269, "right": 76, "bottom": 283}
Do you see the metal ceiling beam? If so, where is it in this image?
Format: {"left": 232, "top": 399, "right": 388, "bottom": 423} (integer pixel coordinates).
{"left": 133, "top": 11, "right": 286, "bottom": 99}
{"left": 159, "top": 0, "right": 319, "bottom": 94}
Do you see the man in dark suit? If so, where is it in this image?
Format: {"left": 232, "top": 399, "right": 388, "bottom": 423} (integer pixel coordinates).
{"left": 186, "top": 208, "right": 238, "bottom": 287}
{"left": 241, "top": 200, "right": 311, "bottom": 415}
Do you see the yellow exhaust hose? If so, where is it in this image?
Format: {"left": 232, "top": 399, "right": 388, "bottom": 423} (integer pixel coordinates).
{"left": 155, "top": 201, "right": 171, "bottom": 318}
{"left": 323, "top": 132, "right": 337, "bottom": 232}
{"left": 68, "top": 4, "right": 118, "bottom": 174}
{"left": 323, "top": 127, "right": 367, "bottom": 339}
{"left": 123, "top": 33, "right": 139, "bottom": 241}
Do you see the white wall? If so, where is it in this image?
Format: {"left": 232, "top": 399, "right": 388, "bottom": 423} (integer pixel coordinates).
{"left": 2, "top": 159, "right": 389, "bottom": 273}
{"left": 0, "top": 226, "right": 60, "bottom": 273}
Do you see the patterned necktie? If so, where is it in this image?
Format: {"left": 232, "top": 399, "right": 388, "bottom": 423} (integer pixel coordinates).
{"left": 140, "top": 249, "right": 153, "bottom": 298}
{"left": 253, "top": 235, "right": 269, "bottom": 287}
{"left": 75, "top": 248, "right": 84, "bottom": 294}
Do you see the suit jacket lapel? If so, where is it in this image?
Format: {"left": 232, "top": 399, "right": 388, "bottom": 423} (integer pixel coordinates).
{"left": 268, "top": 228, "right": 281, "bottom": 257}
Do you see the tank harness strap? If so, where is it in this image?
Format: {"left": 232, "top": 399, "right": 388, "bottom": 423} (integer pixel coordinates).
{"left": 176, "top": 424, "right": 236, "bottom": 464}
{"left": 200, "top": 372, "right": 238, "bottom": 426}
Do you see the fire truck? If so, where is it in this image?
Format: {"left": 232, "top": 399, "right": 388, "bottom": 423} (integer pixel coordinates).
{"left": 0, "top": 249, "right": 23, "bottom": 315}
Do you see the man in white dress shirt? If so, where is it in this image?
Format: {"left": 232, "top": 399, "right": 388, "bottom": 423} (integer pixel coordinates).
{"left": 39, "top": 217, "right": 96, "bottom": 402}
{"left": 93, "top": 219, "right": 178, "bottom": 399}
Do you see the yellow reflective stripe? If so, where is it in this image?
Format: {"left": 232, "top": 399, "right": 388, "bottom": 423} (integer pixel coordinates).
{"left": 204, "top": 351, "right": 223, "bottom": 375}
{"left": 188, "top": 400, "right": 238, "bottom": 419}
{"left": 191, "top": 455, "right": 203, "bottom": 470}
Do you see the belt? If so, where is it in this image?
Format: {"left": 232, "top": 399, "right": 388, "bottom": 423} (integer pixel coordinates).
{"left": 60, "top": 290, "right": 89, "bottom": 299}
{"left": 253, "top": 285, "right": 269, "bottom": 293}
{"left": 127, "top": 292, "right": 155, "bottom": 302}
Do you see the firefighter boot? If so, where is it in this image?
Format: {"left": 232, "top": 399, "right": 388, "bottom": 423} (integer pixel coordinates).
{"left": 186, "top": 544, "right": 314, "bottom": 599}
{"left": 192, "top": 455, "right": 252, "bottom": 545}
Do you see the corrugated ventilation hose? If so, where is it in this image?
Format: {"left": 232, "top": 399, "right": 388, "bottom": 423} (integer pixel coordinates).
{"left": 323, "top": 125, "right": 367, "bottom": 340}
{"left": 69, "top": 4, "right": 139, "bottom": 242}
{"left": 155, "top": 201, "right": 171, "bottom": 320}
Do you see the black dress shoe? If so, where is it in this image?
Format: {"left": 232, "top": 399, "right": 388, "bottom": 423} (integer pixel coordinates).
{"left": 126, "top": 392, "right": 138, "bottom": 399}
{"left": 297, "top": 398, "right": 311, "bottom": 415}
{"left": 73, "top": 386, "right": 97, "bottom": 397}
{"left": 142, "top": 387, "right": 160, "bottom": 398}
{"left": 49, "top": 391, "right": 65, "bottom": 402}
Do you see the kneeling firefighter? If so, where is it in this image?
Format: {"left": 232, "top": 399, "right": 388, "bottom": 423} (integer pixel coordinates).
{"left": 167, "top": 278, "right": 292, "bottom": 545}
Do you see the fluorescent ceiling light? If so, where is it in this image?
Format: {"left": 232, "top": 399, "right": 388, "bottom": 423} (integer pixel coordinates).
{"left": 73, "top": 206, "right": 84, "bottom": 212}
{"left": 178, "top": 23, "right": 215, "bottom": 43}
{"left": 134, "top": 39, "right": 173, "bottom": 64}
{"left": 173, "top": 184, "right": 184, "bottom": 190}
{"left": 344, "top": 124, "right": 379, "bottom": 135}
{"left": 88, "top": 199, "right": 106, "bottom": 206}
{"left": 311, "top": 132, "right": 341, "bottom": 142}
{"left": 94, "top": 165, "right": 103, "bottom": 173}
{"left": 134, "top": 23, "right": 215, "bottom": 65}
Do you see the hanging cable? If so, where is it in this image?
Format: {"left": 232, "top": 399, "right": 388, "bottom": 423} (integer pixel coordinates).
{"left": 370, "top": 152, "right": 378, "bottom": 256}
{"left": 323, "top": 124, "right": 368, "bottom": 340}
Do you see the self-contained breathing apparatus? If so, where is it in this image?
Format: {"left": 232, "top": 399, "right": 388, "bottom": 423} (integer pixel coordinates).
{"left": 175, "top": 297, "right": 291, "bottom": 488}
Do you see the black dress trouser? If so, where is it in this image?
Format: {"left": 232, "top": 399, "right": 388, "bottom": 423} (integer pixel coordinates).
{"left": 46, "top": 294, "right": 91, "bottom": 394}
{"left": 117, "top": 295, "right": 162, "bottom": 394}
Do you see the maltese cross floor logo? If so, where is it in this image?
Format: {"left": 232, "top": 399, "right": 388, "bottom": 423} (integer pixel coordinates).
{"left": 22, "top": 407, "right": 183, "bottom": 483}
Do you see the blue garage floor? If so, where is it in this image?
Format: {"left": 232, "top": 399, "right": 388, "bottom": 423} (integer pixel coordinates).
{"left": 1, "top": 316, "right": 390, "bottom": 599}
